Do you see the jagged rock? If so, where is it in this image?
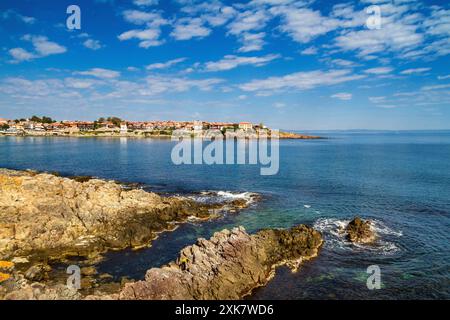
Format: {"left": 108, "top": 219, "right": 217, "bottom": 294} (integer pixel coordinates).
{"left": 24, "top": 263, "right": 52, "bottom": 282}
{"left": 0, "top": 169, "right": 248, "bottom": 263}
{"left": 346, "top": 217, "right": 375, "bottom": 243}
{"left": 3, "top": 283, "right": 81, "bottom": 300}
{"left": 115, "top": 224, "right": 322, "bottom": 300}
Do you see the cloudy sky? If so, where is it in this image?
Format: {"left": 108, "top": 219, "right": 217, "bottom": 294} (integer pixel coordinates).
{"left": 0, "top": 0, "right": 449, "bottom": 130}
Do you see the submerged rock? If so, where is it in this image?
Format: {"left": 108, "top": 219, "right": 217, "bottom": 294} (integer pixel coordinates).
{"left": 0, "top": 168, "right": 247, "bottom": 263}
{"left": 114, "top": 224, "right": 322, "bottom": 300}
{"left": 346, "top": 217, "right": 375, "bottom": 243}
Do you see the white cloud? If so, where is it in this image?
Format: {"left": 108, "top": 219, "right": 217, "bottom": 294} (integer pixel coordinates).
{"left": 438, "top": 75, "right": 450, "bottom": 80}
{"left": 9, "top": 35, "right": 66, "bottom": 63}
{"left": 274, "top": 102, "right": 286, "bottom": 108}
{"left": 23, "top": 35, "right": 67, "bottom": 56}
{"left": 421, "top": 84, "right": 450, "bottom": 91}
{"left": 364, "top": 67, "right": 394, "bottom": 75}
{"left": 270, "top": 6, "right": 340, "bottom": 43}
{"left": 74, "top": 68, "right": 121, "bottom": 79}
{"left": 83, "top": 39, "right": 103, "bottom": 50}
{"left": 331, "top": 92, "right": 352, "bottom": 100}
{"left": 140, "top": 75, "right": 224, "bottom": 95}
{"left": 118, "top": 28, "right": 164, "bottom": 48}
{"left": 240, "top": 69, "right": 365, "bottom": 93}
{"left": 227, "top": 9, "right": 270, "bottom": 35}
{"left": 204, "top": 54, "right": 280, "bottom": 72}
{"left": 8, "top": 48, "right": 35, "bottom": 63}
{"left": 146, "top": 58, "right": 187, "bottom": 70}
{"left": 1, "top": 10, "right": 36, "bottom": 24}
{"left": 330, "top": 59, "right": 357, "bottom": 67}
{"left": 122, "top": 10, "right": 167, "bottom": 25}
{"left": 133, "top": 0, "right": 159, "bottom": 6}
{"left": 300, "top": 46, "right": 318, "bottom": 55}
{"left": 400, "top": 68, "right": 431, "bottom": 75}
{"left": 65, "top": 78, "right": 97, "bottom": 89}
{"left": 171, "top": 18, "right": 211, "bottom": 40}
{"left": 238, "top": 32, "right": 266, "bottom": 53}
{"left": 369, "top": 96, "right": 386, "bottom": 103}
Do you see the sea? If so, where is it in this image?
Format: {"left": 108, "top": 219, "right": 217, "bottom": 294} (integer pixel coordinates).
{"left": 0, "top": 131, "right": 449, "bottom": 299}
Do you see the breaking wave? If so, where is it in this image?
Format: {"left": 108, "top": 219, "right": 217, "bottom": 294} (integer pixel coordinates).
{"left": 188, "top": 190, "right": 259, "bottom": 207}
{"left": 313, "top": 218, "right": 402, "bottom": 255}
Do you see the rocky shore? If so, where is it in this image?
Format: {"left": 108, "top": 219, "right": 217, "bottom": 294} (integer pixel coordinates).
{"left": 0, "top": 168, "right": 323, "bottom": 300}
{"left": 0, "top": 168, "right": 251, "bottom": 264}
{"left": 111, "top": 225, "right": 323, "bottom": 300}
{"left": 1, "top": 224, "right": 322, "bottom": 300}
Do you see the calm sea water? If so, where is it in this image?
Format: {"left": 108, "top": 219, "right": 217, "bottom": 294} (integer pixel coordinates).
{"left": 1, "top": 132, "right": 449, "bottom": 299}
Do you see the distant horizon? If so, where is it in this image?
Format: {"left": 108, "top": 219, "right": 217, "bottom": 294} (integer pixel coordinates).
{"left": 3, "top": 115, "right": 450, "bottom": 132}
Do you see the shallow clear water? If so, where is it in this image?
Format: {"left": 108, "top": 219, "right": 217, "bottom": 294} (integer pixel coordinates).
{"left": 1, "top": 132, "right": 449, "bottom": 299}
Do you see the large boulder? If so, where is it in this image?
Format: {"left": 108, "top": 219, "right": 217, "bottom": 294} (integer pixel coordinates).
{"left": 346, "top": 217, "right": 375, "bottom": 243}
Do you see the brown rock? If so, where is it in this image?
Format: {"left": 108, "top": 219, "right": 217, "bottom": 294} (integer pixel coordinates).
{"left": 0, "top": 168, "right": 247, "bottom": 263}
{"left": 117, "top": 224, "right": 322, "bottom": 300}
{"left": 346, "top": 217, "right": 375, "bottom": 243}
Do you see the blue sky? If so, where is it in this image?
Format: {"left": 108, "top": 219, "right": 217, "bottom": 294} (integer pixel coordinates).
{"left": 0, "top": 0, "right": 449, "bottom": 130}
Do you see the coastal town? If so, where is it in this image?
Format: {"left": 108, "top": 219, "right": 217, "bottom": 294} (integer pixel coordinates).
{"left": 0, "top": 116, "right": 319, "bottom": 139}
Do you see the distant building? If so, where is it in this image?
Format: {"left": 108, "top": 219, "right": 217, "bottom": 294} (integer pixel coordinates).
{"left": 120, "top": 122, "right": 128, "bottom": 134}
{"left": 193, "top": 120, "right": 203, "bottom": 131}
{"left": 238, "top": 122, "right": 253, "bottom": 131}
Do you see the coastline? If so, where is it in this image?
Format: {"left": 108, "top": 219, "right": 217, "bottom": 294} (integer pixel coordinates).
{"left": 0, "top": 131, "right": 325, "bottom": 140}
{"left": 0, "top": 167, "right": 322, "bottom": 300}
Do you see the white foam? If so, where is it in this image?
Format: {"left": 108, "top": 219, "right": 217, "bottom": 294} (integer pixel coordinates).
{"left": 304, "top": 205, "right": 311, "bottom": 209}
{"left": 313, "top": 218, "right": 402, "bottom": 255}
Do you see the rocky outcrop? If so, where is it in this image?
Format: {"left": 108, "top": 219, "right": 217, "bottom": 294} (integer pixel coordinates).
{"left": 346, "top": 217, "right": 375, "bottom": 243}
{"left": 113, "top": 224, "right": 322, "bottom": 300}
{"left": 0, "top": 169, "right": 245, "bottom": 263}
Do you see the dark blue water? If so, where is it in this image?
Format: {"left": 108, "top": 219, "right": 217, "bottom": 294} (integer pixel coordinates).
{"left": 1, "top": 132, "right": 449, "bottom": 299}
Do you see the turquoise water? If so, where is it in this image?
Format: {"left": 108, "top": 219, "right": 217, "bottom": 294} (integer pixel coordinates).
{"left": 0, "top": 132, "right": 449, "bottom": 299}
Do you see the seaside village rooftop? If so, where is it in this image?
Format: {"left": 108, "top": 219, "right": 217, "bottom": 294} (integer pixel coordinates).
{"left": 0, "top": 117, "right": 270, "bottom": 137}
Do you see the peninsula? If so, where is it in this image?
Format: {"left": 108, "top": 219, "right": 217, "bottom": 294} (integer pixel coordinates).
{"left": 0, "top": 116, "right": 322, "bottom": 139}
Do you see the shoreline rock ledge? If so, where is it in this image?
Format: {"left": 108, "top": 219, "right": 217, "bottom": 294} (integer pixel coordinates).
{"left": 94, "top": 224, "right": 323, "bottom": 300}
{"left": 0, "top": 168, "right": 245, "bottom": 263}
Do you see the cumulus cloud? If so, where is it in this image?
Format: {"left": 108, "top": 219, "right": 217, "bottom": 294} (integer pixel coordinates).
{"left": 238, "top": 32, "right": 266, "bottom": 52}
{"left": 83, "top": 39, "right": 103, "bottom": 50}
{"left": 270, "top": 6, "right": 340, "bottom": 43}
{"left": 118, "top": 28, "right": 164, "bottom": 48}
{"left": 170, "top": 17, "right": 211, "bottom": 40}
{"left": 8, "top": 48, "right": 35, "bottom": 63}
{"left": 8, "top": 35, "right": 66, "bottom": 63}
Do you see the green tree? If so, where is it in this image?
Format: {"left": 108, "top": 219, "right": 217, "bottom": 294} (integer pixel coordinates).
{"left": 30, "top": 115, "right": 41, "bottom": 122}
{"left": 1, "top": 124, "right": 10, "bottom": 131}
